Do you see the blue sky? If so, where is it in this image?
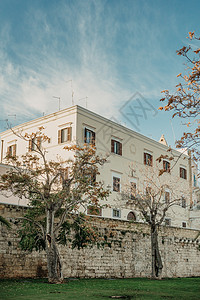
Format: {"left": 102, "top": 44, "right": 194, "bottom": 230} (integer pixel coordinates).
{"left": 0, "top": 0, "right": 199, "bottom": 147}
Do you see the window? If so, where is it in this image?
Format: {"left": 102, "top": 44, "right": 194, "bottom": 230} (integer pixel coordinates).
{"left": 180, "top": 167, "right": 187, "bottom": 179}
{"left": 130, "top": 182, "right": 136, "bottom": 200}
{"left": 181, "top": 197, "right": 186, "bottom": 208}
{"left": 127, "top": 211, "right": 136, "bottom": 221}
{"left": 144, "top": 152, "right": 153, "bottom": 166}
{"left": 165, "top": 191, "right": 170, "bottom": 204}
{"left": 7, "top": 144, "right": 16, "bottom": 157}
{"left": 111, "top": 139, "right": 122, "bottom": 155}
{"left": 29, "top": 137, "right": 41, "bottom": 151}
{"left": 182, "top": 222, "right": 186, "bottom": 228}
{"left": 163, "top": 160, "right": 170, "bottom": 173}
{"left": 112, "top": 209, "right": 121, "bottom": 218}
{"left": 113, "top": 176, "right": 120, "bottom": 192}
{"left": 58, "top": 127, "right": 72, "bottom": 144}
{"left": 165, "top": 218, "right": 171, "bottom": 226}
{"left": 84, "top": 128, "right": 95, "bottom": 145}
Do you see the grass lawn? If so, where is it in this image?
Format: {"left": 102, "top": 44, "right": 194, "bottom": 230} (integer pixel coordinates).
{"left": 0, "top": 277, "right": 200, "bottom": 300}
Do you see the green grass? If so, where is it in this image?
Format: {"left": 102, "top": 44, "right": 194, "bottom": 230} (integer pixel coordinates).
{"left": 0, "top": 277, "right": 200, "bottom": 300}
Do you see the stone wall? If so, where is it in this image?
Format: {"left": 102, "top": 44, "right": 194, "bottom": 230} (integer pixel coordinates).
{"left": 0, "top": 204, "right": 200, "bottom": 279}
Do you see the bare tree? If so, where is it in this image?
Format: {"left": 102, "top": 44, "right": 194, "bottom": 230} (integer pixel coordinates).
{"left": 122, "top": 164, "right": 185, "bottom": 279}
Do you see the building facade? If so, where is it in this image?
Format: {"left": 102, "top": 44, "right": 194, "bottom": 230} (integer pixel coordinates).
{"left": 0, "top": 105, "right": 199, "bottom": 229}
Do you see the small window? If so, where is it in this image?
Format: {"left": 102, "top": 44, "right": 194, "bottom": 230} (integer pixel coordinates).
{"left": 127, "top": 211, "right": 136, "bottom": 221}
{"left": 181, "top": 197, "right": 186, "bottom": 208}
{"left": 165, "top": 218, "right": 171, "bottom": 226}
{"left": 7, "top": 144, "right": 16, "bottom": 157}
{"left": 113, "top": 176, "right": 120, "bottom": 192}
{"left": 112, "top": 209, "right": 121, "bottom": 218}
{"left": 130, "top": 182, "right": 136, "bottom": 200}
{"left": 180, "top": 167, "right": 187, "bottom": 179}
{"left": 84, "top": 128, "right": 95, "bottom": 145}
{"left": 29, "top": 137, "right": 41, "bottom": 151}
{"left": 111, "top": 139, "right": 122, "bottom": 155}
{"left": 165, "top": 191, "right": 170, "bottom": 204}
{"left": 87, "top": 205, "right": 102, "bottom": 216}
{"left": 182, "top": 222, "right": 186, "bottom": 228}
{"left": 144, "top": 152, "right": 153, "bottom": 166}
{"left": 58, "top": 127, "right": 72, "bottom": 144}
{"left": 163, "top": 160, "right": 170, "bottom": 173}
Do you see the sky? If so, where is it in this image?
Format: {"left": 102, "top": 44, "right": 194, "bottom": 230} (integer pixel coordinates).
{"left": 0, "top": 0, "right": 199, "bottom": 148}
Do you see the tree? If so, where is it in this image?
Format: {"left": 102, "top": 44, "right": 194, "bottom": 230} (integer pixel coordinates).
{"left": 0, "top": 127, "right": 109, "bottom": 283}
{"left": 159, "top": 31, "right": 200, "bottom": 167}
{"left": 122, "top": 165, "right": 185, "bottom": 279}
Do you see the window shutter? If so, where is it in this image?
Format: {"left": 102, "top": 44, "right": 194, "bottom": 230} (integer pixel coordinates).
{"left": 92, "top": 131, "right": 95, "bottom": 145}
{"left": 84, "top": 128, "right": 87, "bottom": 143}
{"left": 29, "top": 139, "right": 32, "bottom": 152}
{"left": 58, "top": 130, "right": 61, "bottom": 144}
{"left": 180, "top": 168, "right": 182, "bottom": 178}
{"left": 37, "top": 137, "right": 41, "bottom": 149}
{"left": 185, "top": 169, "right": 187, "bottom": 179}
{"left": 144, "top": 153, "right": 146, "bottom": 165}
{"left": 13, "top": 144, "right": 16, "bottom": 157}
{"left": 6, "top": 147, "right": 9, "bottom": 156}
{"left": 119, "top": 142, "right": 122, "bottom": 156}
{"left": 150, "top": 155, "right": 153, "bottom": 166}
{"left": 67, "top": 127, "right": 72, "bottom": 141}
{"left": 111, "top": 140, "right": 114, "bottom": 153}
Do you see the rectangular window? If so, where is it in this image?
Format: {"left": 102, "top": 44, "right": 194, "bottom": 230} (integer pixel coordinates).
{"left": 165, "top": 218, "right": 171, "bottom": 226}
{"left": 7, "top": 144, "right": 16, "bottom": 157}
{"left": 87, "top": 205, "right": 102, "bottom": 216}
{"left": 182, "top": 222, "right": 186, "bottom": 228}
{"left": 180, "top": 167, "right": 187, "bottom": 179}
{"left": 181, "top": 197, "right": 186, "bottom": 208}
{"left": 163, "top": 160, "right": 170, "bottom": 173}
{"left": 29, "top": 137, "right": 41, "bottom": 151}
{"left": 113, "top": 176, "right": 120, "bottom": 192}
{"left": 111, "top": 139, "right": 122, "bottom": 155}
{"left": 130, "top": 182, "right": 136, "bottom": 200}
{"left": 84, "top": 128, "right": 95, "bottom": 145}
{"left": 144, "top": 152, "right": 153, "bottom": 166}
{"left": 58, "top": 127, "right": 72, "bottom": 144}
{"left": 165, "top": 191, "right": 170, "bottom": 203}
{"left": 60, "top": 168, "right": 69, "bottom": 183}
{"left": 112, "top": 208, "right": 121, "bottom": 218}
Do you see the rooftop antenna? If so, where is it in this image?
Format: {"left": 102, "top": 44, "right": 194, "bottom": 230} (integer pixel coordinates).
{"left": 66, "top": 80, "right": 74, "bottom": 106}
{"left": 8, "top": 114, "right": 16, "bottom": 119}
{"left": 78, "top": 96, "right": 88, "bottom": 108}
{"left": 170, "top": 120, "right": 176, "bottom": 145}
{"left": 53, "top": 96, "right": 61, "bottom": 111}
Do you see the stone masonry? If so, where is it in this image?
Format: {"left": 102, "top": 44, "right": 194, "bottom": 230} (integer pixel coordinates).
{"left": 0, "top": 204, "right": 200, "bottom": 279}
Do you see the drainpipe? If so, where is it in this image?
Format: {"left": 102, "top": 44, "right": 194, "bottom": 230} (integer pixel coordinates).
{"left": 1, "top": 139, "right": 4, "bottom": 163}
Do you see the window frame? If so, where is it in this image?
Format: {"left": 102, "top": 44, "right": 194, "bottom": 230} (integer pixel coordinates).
{"left": 111, "top": 139, "right": 122, "bottom": 156}
{"left": 112, "top": 208, "right": 121, "bottom": 218}
{"left": 7, "top": 144, "right": 16, "bottom": 157}
{"left": 180, "top": 167, "right": 187, "bottom": 180}
{"left": 144, "top": 152, "right": 153, "bottom": 166}
{"left": 163, "top": 160, "right": 170, "bottom": 173}
{"left": 58, "top": 127, "right": 72, "bottom": 144}
{"left": 84, "top": 128, "right": 95, "bottom": 145}
{"left": 113, "top": 176, "right": 121, "bottom": 192}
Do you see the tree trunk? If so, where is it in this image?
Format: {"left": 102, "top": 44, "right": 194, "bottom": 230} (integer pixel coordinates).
{"left": 151, "top": 225, "right": 163, "bottom": 279}
{"left": 46, "top": 209, "right": 63, "bottom": 283}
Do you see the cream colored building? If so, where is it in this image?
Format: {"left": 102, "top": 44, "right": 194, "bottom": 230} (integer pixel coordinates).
{"left": 0, "top": 105, "right": 199, "bottom": 229}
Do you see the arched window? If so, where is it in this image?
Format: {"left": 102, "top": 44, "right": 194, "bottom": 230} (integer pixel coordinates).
{"left": 127, "top": 211, "right": 136, "bottom": 221}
